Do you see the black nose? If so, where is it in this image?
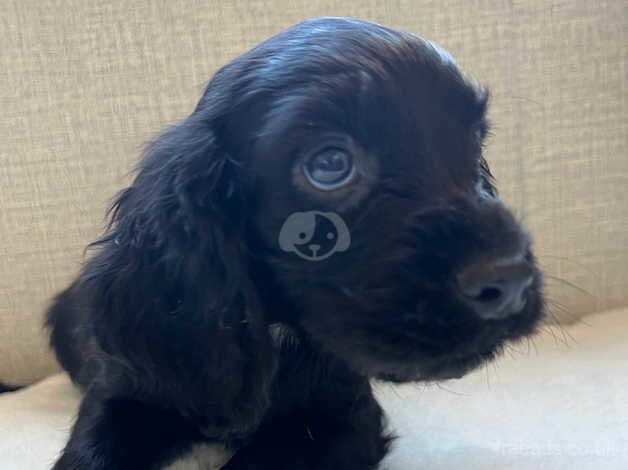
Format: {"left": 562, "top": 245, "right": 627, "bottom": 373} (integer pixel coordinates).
{"left": 457, "top": 255, "right": 533, "bottom": 320}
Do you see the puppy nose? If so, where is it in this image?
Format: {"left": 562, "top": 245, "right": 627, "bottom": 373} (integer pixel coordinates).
{"left": 456, "top": 256, "right": 533, "bottom": 320}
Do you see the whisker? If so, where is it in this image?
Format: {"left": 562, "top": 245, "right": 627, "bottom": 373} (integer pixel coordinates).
{"left": 385, "top": 382, "right": 403, "bottom": 400}
{"left": 530, "top": 336, "right": 539, "bottom": 356}
{"left": 490, "top": 357, "right": 500, "bottom": 378}
{"left": 545, "top": 297, "right": 592, "bottom": 326}
{"left": 484, "top": 360, "right": 491, "bottom": 389}
{"left": 503, "top": 343, "right": 518, "bottom": 360}
{"left": 545, "top": 308, "right": 578, "bottom": 347}
{"left": 523, "top": 337, "right": 534, "bottom": 357}
{"left": 543, "top": 274, "right": 596, "bottom": 300}
{"left": 412, "top": 382, "right": 430, "bottom": 394}
{"left": 435, "top": 383, "right": 468, "bottom": 396}
{"left": 536, "top": 254, "right": 600, "bottom": 279}
{"left": 539, "top": 323, "right": 562, "bottom": 346}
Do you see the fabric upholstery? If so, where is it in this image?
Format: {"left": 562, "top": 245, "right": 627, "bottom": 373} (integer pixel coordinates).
{"left": 1, "top": 1, "right": 626, "bottom": 384}
{"left": 1, "top": 307, "right": 627, "bottom": 469}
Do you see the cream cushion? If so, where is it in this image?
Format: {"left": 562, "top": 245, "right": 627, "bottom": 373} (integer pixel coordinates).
{"left": 1, "top": 308, "right": 627, "bottom": 469}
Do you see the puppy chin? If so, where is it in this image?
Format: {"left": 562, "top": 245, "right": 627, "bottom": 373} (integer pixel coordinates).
{"left": 373, "top": 352, "right": 493, "bottom": 383}
{"left": 352, "top": 348, "right": 495, "bottom": 384}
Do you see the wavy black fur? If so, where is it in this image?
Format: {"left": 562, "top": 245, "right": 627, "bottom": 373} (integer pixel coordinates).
{"left": 46, "top": 17, "right": 543, "bottom": 469}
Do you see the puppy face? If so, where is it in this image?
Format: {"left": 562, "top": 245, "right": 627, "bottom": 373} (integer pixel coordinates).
{"left": 222, "top": 18, "right": 544, "bottom": 382}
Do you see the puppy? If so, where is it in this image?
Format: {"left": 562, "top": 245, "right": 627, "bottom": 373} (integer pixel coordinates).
{"left": 46, "top": 17, "right": 544, "bottom": 469}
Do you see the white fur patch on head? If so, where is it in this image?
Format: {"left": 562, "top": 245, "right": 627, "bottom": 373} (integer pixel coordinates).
{"left": 425, "top": 39, "right": 457, "bottom": 67}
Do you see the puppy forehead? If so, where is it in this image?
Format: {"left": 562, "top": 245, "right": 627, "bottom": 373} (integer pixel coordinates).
{"left": 250, "top": 22, "right": 483, "bottom": 124}
{"left": 243, "top": 18, "right": 488, "bottom": 174}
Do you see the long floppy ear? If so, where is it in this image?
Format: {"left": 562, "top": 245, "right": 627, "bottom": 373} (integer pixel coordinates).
{"left": 79, "top": 74, "right": 276, "bottom": 438}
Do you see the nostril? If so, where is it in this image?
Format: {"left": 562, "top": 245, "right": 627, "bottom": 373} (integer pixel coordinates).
{"left": 457, "top": 259, "right": 534, "bottom": 320}
{"left": 472, "top": 285, "right": 503, "bottom": 302}
{"left": 459, "top": 280, "right": 504, "bottom": 301}
{"left": 458, "top": 280, "right": 515, "bottom": 319}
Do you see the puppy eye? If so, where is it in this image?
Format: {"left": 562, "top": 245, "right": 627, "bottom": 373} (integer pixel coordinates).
{"left": 303, "top": 147, "right": 356, "bottom": 191}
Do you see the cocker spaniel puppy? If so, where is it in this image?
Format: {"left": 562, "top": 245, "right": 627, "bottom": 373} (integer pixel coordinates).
{"left": 46, "top": 17, "right": 544, "bottom": 469}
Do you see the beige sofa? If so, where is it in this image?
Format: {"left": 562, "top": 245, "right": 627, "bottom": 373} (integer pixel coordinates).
{"left": 1, "top": 1, "right": 626, "bottom": 469}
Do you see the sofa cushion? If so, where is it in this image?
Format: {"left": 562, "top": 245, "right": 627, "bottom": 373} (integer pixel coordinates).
{"left": 1, "top": 307, "right": 626, "bottom": 469}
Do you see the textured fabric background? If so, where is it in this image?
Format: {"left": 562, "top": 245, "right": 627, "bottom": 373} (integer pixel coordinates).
{"left": 1, "top": 1, "right": 626, "bottom": 384}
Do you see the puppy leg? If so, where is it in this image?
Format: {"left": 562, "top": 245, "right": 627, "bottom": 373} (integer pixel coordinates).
{"left": 222, "top": 401, "right": 390, "bottom": 470}
{"left": 53, "top": 392, "right": 203, "bottom": 470}
{"left": 222, "top": 338, "right": 392, "bottom": 470}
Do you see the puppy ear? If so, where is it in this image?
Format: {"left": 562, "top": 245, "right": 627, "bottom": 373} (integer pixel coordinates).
{"left": 80, "top": 80, "right": 276, "bottom": 437}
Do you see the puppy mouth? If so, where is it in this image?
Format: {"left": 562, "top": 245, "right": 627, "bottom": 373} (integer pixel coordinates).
{"left": 370, "top": 292, "right": 544, "bottom": 383}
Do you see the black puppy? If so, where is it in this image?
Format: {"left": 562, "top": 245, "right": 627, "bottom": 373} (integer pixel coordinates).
{"left": 46, "top": 17, "right": 544, "bottom": 469}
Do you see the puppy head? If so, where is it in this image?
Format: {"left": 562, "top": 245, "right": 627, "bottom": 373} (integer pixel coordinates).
{"left": 229, "top": 18, "right": 545, "bottom": 382}
{"left": 100, "top": 18, "right": 543, "bottom": 399}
